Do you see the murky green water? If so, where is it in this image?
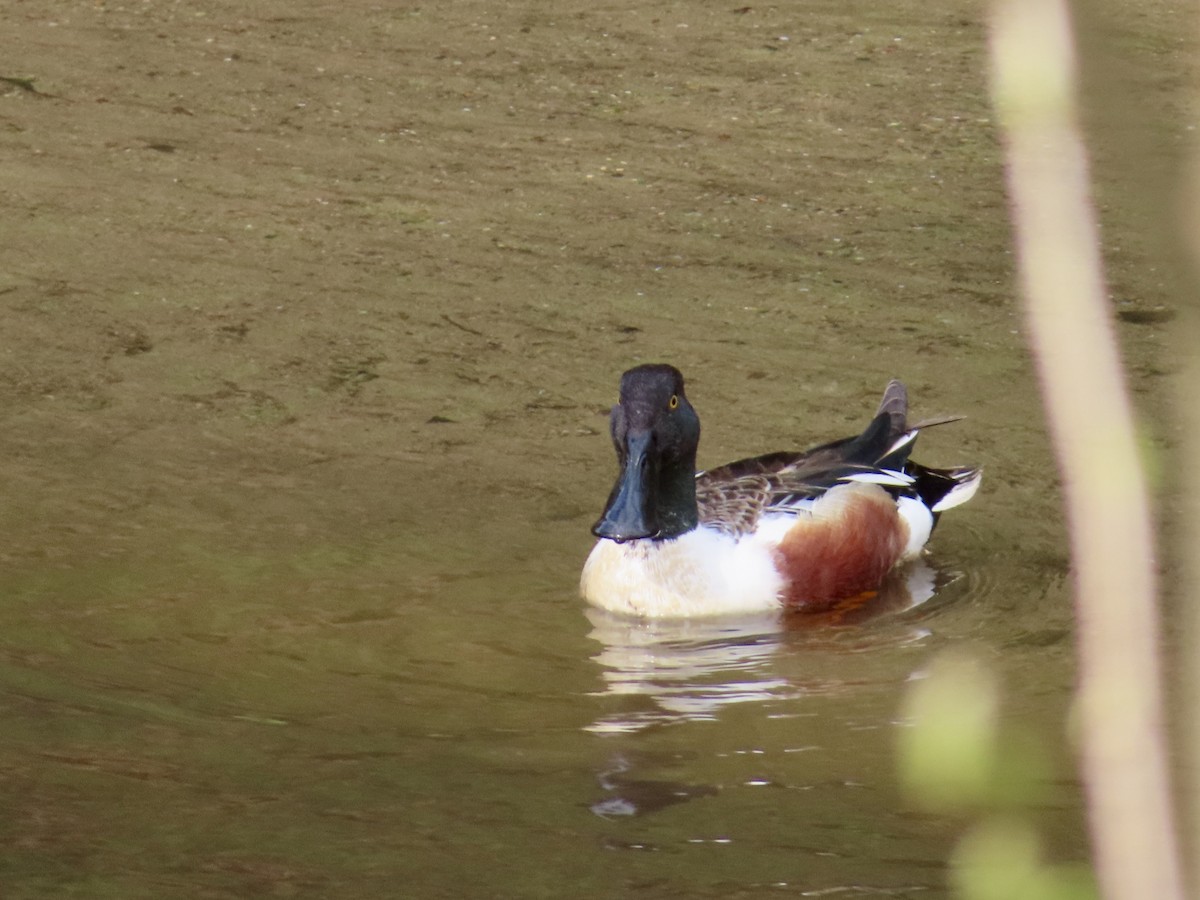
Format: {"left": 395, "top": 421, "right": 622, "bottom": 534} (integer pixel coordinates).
{"left": 0, "top": 479, "right": 1083, "bottom": 899}
{"left": 2, "top": 0, "right": 1190, "bottom": 896}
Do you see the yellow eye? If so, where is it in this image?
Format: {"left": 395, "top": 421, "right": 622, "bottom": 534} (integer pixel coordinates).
{"left": 668, "top": 394, "right": 679, "bottom": 410}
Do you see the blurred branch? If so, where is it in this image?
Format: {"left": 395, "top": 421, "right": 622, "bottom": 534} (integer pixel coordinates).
{"left": 1182, "top": 69, "right": 1200, "bottom": 900}
{"left": 987, "top": 2, "right": 1186, "bottom": 899}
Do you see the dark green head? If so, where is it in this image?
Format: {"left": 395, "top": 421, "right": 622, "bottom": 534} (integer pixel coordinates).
{"left": 592, "top": 364, "right": 701, "bottom": 543}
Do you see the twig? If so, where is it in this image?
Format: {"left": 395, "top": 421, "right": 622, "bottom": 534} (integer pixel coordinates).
{"left": 988, "top": 1, "right": 1186, "bottom": 898}
{"left": 440, "top": 313, "right": 485, "bottom": 336}
{"left": 1181, "top": 93, "right": 1200, "bottom": 900}
{"left": 0, "top": 75, "right": 54, "bottom": 98}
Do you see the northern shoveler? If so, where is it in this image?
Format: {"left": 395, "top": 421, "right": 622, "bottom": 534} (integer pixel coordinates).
{"left": 581, "top": 364, "right": 981, "bottom": 618}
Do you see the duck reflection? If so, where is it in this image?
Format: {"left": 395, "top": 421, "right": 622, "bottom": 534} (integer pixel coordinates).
{"left": 585, "top": 608, "right": 789, "bottom": 735}
{"left": 584, "top": 561, "right": 957, "bottom": 819}
{"left": 584, "top": 560, "right": 946, "bottom": 735}
{"left": 590, "top": 754, "right": 719, "bottom": 818}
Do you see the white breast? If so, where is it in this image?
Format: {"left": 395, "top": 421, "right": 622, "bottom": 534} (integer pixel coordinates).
{"left": 580, "top": 526, "right": 786, "bottom": 618}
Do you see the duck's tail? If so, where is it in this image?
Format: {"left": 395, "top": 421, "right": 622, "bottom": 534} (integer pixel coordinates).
{"left": 910, "top": 462, "right": 983, "bottom": 514}
{"left": 875, "top": 379, "right": 909, "bottom": 437}
{"left": 873, "top": 379, "right": 981, "bottom": 516}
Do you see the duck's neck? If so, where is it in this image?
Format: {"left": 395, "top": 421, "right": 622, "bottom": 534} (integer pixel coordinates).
{"left": 650, "top": 456, "right": 698, "bottom": 540}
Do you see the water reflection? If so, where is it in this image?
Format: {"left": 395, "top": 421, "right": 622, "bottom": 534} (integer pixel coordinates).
{"left": 583, "top": 562, "right": 965, "bottom": 824}
{"left": 585, "top": 609, "right": 791, "bottom": 735}
{"left": 584, "top": 561, "right": 950, "bottom": 735}
{"left": 590, "top": 754, "right": 719, "bottom": 818}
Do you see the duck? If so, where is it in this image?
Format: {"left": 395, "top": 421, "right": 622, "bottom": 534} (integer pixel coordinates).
{"left": 580, "top": 364, "right": 981, "bottom": 618}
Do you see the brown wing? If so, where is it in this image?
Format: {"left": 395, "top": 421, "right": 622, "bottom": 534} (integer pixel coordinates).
{"left": 695, "top": 447, "right": 877, "bottom": 537}
{"left": 695, "top": 472, "right": 773, "bottom": 537}
{"left": 694, "top": 381, "right": 961, "bottom": 538}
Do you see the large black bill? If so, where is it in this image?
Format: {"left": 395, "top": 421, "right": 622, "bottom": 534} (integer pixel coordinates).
{"left": 592, "top": 430, "right": 658, "bottom": 542}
